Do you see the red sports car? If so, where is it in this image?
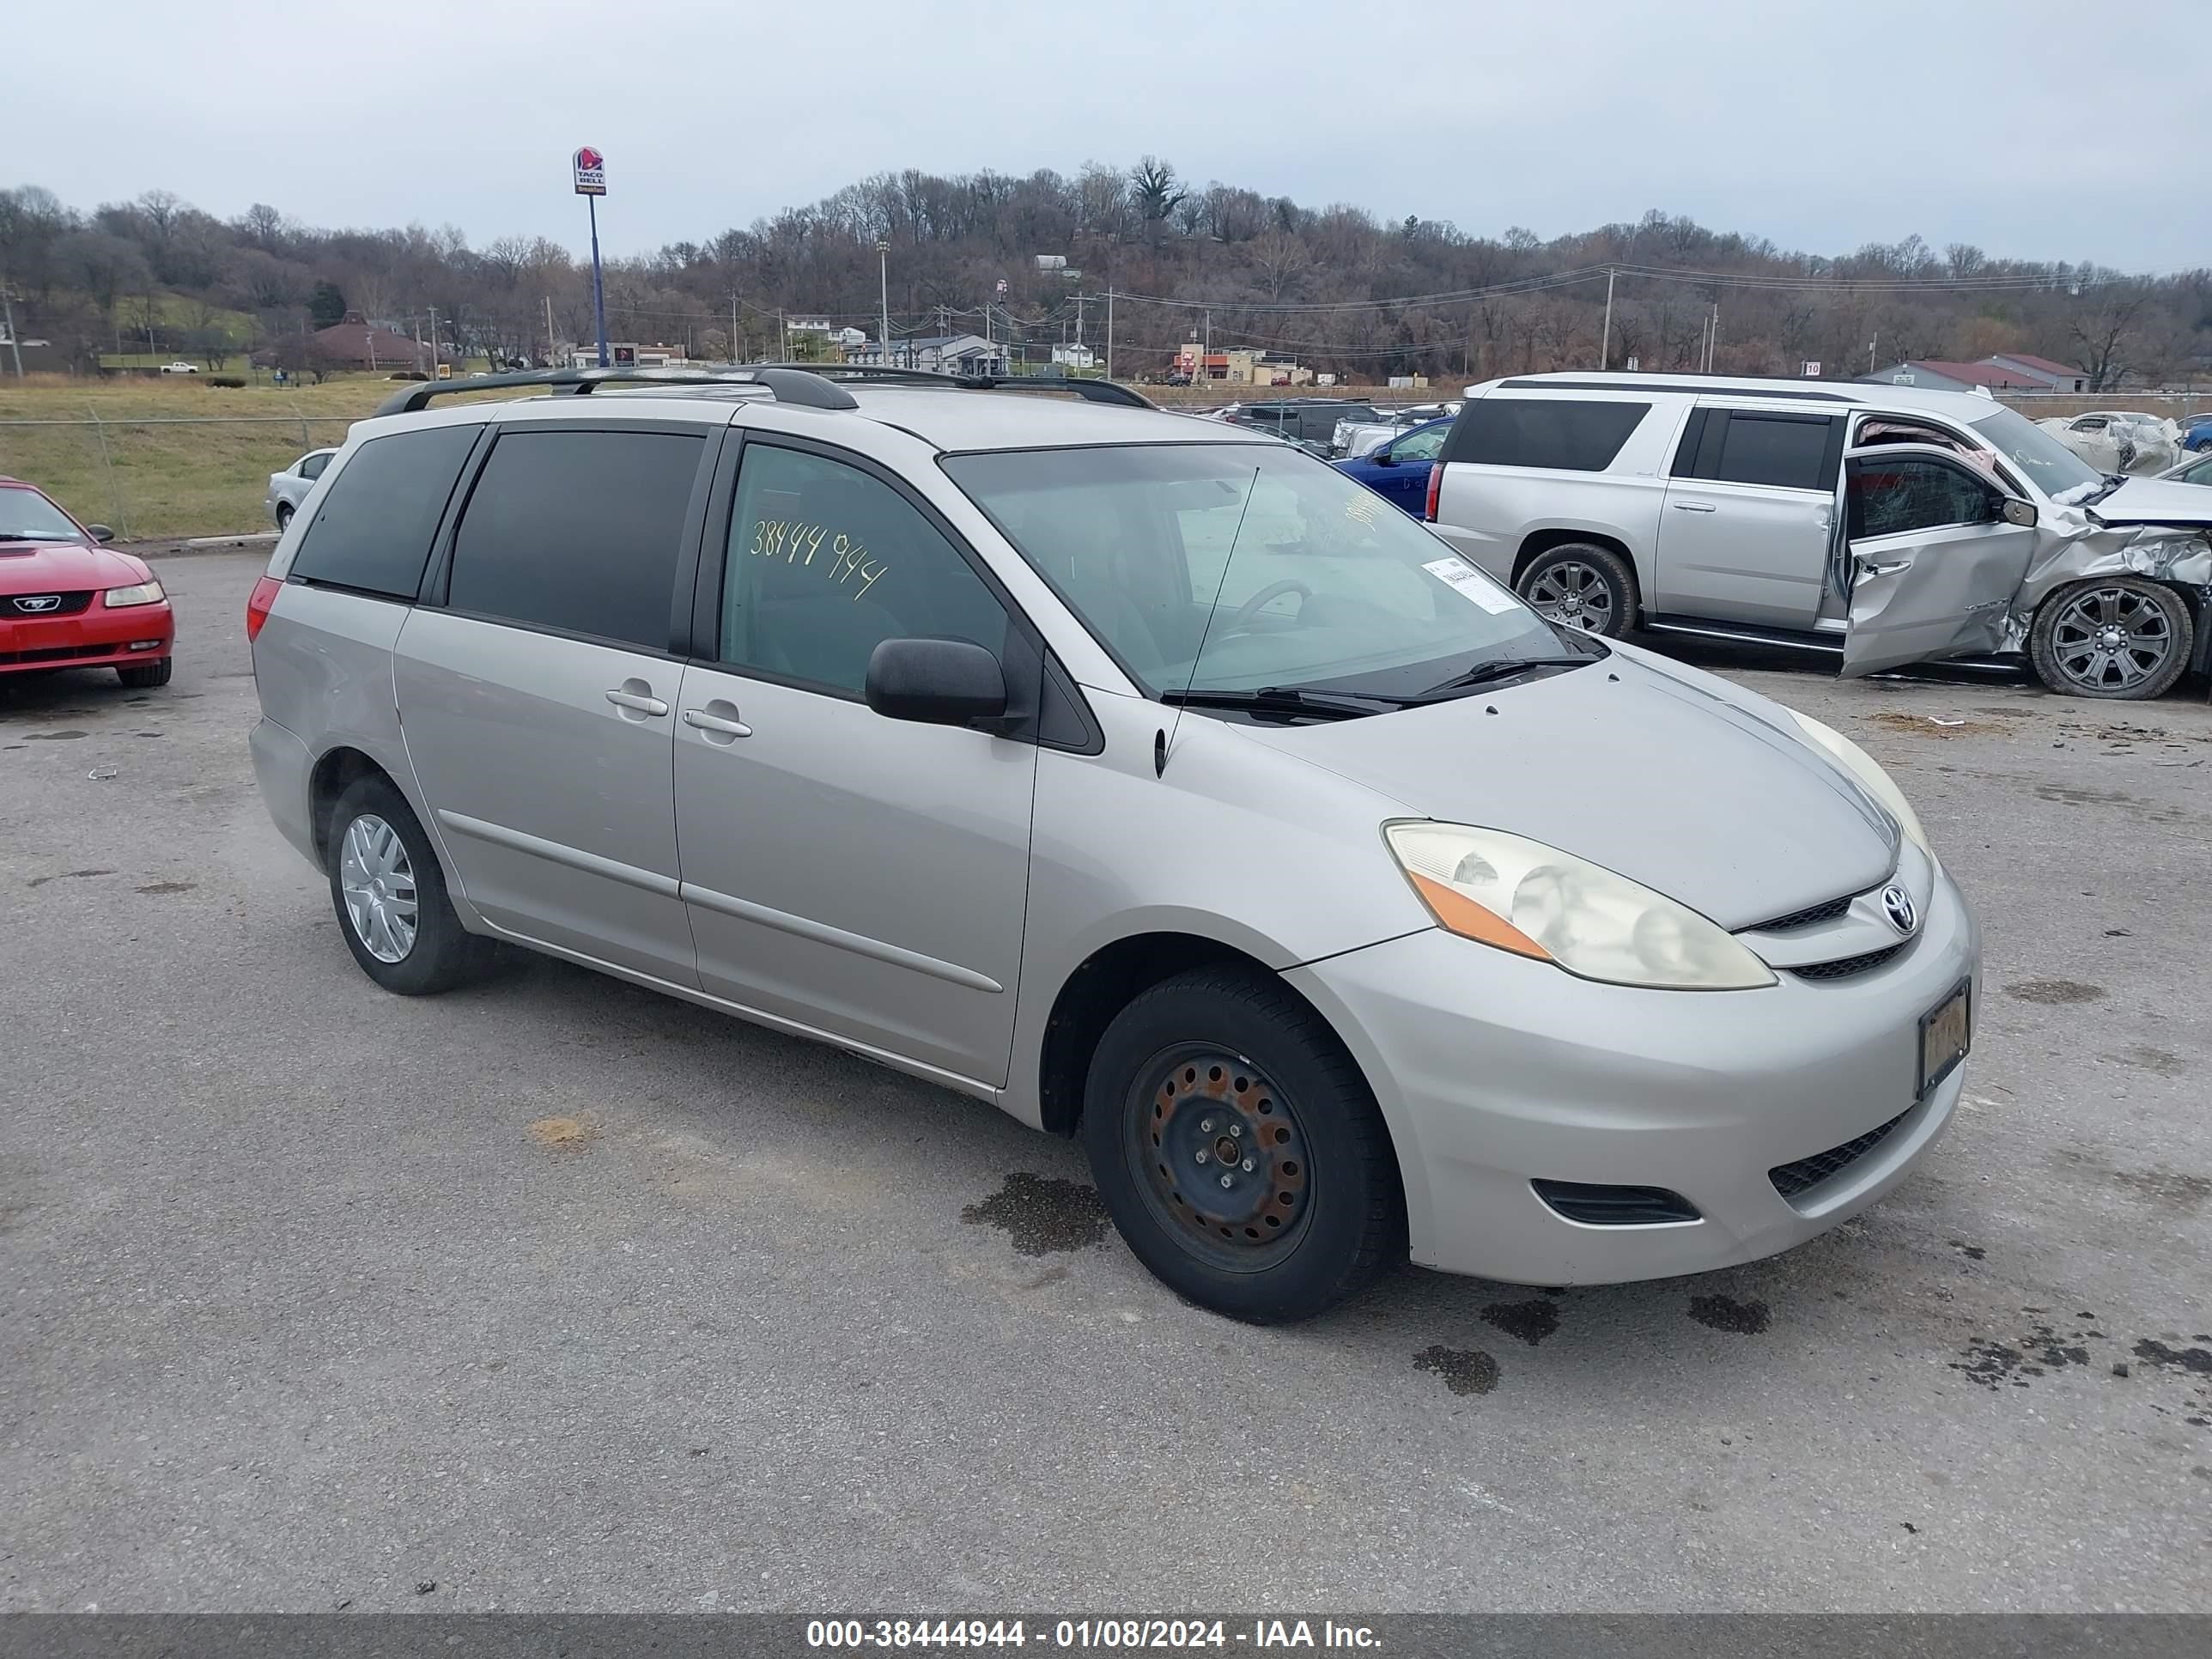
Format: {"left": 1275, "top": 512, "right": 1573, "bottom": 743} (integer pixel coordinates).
{"left": 0, "top": 479, "right": 174, "bottom": 688}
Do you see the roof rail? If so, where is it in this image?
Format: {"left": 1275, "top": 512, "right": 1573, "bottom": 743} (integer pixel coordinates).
{"left": 372, "top": 364, "right": 861, "bottom": 418}
{"left": 744, "top": 363, "right": 1157, "bottom": 409}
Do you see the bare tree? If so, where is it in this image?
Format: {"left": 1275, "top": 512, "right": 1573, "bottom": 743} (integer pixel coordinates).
{"left": 2066, "top": 283, "right": 2151, "bottom": 390}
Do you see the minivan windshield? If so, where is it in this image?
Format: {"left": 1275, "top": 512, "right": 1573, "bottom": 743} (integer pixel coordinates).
{"left": 1969, "top": 405, "right": 2106, "bottom": 504}
{"left": 942, "top": 442, "right": 1592, "bottom": 705}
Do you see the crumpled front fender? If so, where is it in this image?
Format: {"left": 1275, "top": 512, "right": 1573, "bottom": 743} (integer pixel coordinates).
{"left": 1999, "top": 522, "right": 2212, "bottom": 651}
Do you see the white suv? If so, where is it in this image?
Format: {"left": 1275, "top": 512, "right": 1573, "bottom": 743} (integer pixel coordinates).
{"left": 1425, "top": 372, "right": 2212, "bottom": 700}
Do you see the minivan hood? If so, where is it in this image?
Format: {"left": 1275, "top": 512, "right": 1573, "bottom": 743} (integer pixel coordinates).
{"left": 2088, "top": 477, "right": 2212, "bottom": 529}
{"left": 1234, "top": 653, "right": 1897, "bottom": 932}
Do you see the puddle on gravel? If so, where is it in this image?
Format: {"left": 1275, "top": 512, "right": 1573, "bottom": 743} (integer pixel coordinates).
{"left": 24, "top": 868, "right": 115, "bottom": 889}
{"left": 1481, "top": 1298, "right": 1562, "bottom": 1347}
{"left": 135, "top": 880, "right": 196, "bottom": 896}
{"left": 1688, "top": 1294, "right": 1771, "bottom": 1334}
{"left": 960, "top": 1173, "right": 1109, "bottom": 1256}
{"left": 1413, "top": 1345, "right": 1500, "bottom": 1396}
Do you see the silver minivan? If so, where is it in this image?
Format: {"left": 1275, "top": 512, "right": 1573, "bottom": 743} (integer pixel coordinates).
{"left": 248, "top": 366, "right": 1979, "bottom": 1322}
{"left": 1426, "top": 372, "right": 2212, "bottom": 700}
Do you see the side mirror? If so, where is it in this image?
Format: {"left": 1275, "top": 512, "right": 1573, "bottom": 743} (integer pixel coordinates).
{"left": 2000, "top": 498, "right": 2038, "bottom": 528}
{"left": 864, "top": 637, "right": 1008, "bottom": 726}
{"left": 1372, "top": 449, "right": 1395, "bottom": 467}
{"left": 86, "top": 524, "right": 116, "bottom": 544}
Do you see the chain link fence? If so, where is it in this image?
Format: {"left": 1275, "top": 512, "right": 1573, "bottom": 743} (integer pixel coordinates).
{"left": 0, "top": 412, "right": 358, "bottom": 543}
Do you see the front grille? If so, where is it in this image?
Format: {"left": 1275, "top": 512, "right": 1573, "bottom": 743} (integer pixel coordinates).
{"left": 1769, "top": 1107, "right": 1913, "bottom": 1200}
{"left": 1532, "top": 1180, "right": 1701, "bottom": 1225}
{"left": 1751, "top": 894, "right": 1852, "bottom": 932}
{"left": 0, "top": 642, "right": 116, "bottom": 666}
{"left": 1789, "top": 945, "right": 1904, "bottom": 981}
{"left": 6, "top": 591, "right": 94, "bottom": 617}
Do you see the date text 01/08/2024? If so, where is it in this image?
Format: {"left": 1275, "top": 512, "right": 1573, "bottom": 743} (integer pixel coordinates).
{"left": 805, "top": 1620, "right": 1382, "bottom": 1649}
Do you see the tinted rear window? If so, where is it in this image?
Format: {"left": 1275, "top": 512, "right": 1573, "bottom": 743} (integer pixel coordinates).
{"left": 446, "top": 427, "right": 704, "bottom": 651}
{"left": 1710, "top": 412, "right": 1838, "bottom": 489}
{"left": 1445, "top": 398, "right": 1649, "bottom": 471}
{"left": 291, "top": 425, "right": 479, "bottom": 599}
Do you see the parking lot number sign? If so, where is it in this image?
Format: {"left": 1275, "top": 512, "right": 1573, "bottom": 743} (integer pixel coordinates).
{"left": 573, "top": 148, "right": 607, "bottom": 196}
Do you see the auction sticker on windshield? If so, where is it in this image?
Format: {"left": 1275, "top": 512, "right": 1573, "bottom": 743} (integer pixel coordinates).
{"left": 1423, "top": 554, "right": 1520, "bottom": 614}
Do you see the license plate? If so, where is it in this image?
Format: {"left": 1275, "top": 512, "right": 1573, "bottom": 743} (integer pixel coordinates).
{"left": 1918, "top": 981, "right": 1972, "bottom": 1097}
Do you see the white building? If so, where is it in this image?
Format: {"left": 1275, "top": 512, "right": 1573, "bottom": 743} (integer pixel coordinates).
{"left": 847, "top": 333, "right": 1010, "bottom": 377}
{"left": 1051, "top": 343, "right": 1096, "bottom": 371}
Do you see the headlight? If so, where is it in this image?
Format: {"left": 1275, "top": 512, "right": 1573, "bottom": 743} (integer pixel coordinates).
{"left": 1383, "top": 822, "right": 1775, "bottom": 990}
{"left": 102, "top": 580, "right": 165, "bottom": 608}
{"left": 1782, "top": 708, "right": 1928, "bottom": 855}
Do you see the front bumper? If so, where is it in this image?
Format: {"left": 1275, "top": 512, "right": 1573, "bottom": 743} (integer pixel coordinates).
{"left": 1287, "top": 865, "right": 1980, "bottom": 1285}
{"left": 0, "top": 601, "right": 173, "bottom": 674}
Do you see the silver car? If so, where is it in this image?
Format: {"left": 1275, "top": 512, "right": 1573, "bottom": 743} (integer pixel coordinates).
{"left": 264, "top": 448, "right": 337, "bottom": 531}
{"left": 1428, "top": 373, "right": 2212, "bottom": 701}
{"left": 247, "top": 366, "right": 1979, "bottom": 1323}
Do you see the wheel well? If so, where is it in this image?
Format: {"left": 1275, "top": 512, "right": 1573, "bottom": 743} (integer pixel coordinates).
{"left": 1039, "top": 933, "right": 1279, "bottom": 1138}
{"left": 307, "top": 747, "right": 392, "bottom": 871}
{"left": 1512, "top": 529, "right": 1641, "bottom": 601}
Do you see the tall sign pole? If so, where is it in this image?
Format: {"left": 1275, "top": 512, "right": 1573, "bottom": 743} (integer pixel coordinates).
{"left": 573, "top": 147, "right": 610, "bottom": 368}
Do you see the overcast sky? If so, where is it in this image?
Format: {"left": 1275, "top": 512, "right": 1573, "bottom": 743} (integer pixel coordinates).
{"left": 17, "top": 0, "right": 2209, "bottom": 270}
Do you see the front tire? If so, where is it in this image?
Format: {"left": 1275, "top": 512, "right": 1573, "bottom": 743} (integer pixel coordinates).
{"left": 326, "top": 775, "right": 492, "bottom": 994}
{"left": 1516, "top": 543, "right": 1636, "bottom": 638}
{"left": 275, "top": 501, "right": 294, "bottom": 532}
{"left": 2028, "top": 578, "right": 2192, "bottom": 701}
{"left": 1081, "top": 966, "right": 1405, "bottom": 1323}
{"left": 116, "top": 658, "right": 172, "bottom": 689}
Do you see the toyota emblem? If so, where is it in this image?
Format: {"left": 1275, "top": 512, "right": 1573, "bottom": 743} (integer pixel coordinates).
{"left": 1881, "top": 884, "right": 1918, "bottom": 935}
{"left": 14, "top": 594, "right": 62, "bottom": 613}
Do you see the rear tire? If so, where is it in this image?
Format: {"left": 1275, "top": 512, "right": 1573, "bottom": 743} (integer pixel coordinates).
{"left": 2028, "top": 578, "right": 2192, "bottom": 701}
{"left": 116, "top": 658, "right": 172, "bottom": 689}
{"left": 275, "top": 502, "right": 294, "bottom": 532}
{"left": 1081, "top": 966, "right": 1405, "bottom": 1324}
{"left": 326, "top": 774, "right": 493, "bottom": 994}
{"left": 1516, "top": 543, "right": 1636, "bottom": 638}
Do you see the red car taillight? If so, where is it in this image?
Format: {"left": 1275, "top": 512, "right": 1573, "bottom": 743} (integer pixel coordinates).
{"left": 1424, "top": 460, "right": 1442, "bottom": 522}
{"left": 246, "top": 575, "right": 282, "bottom": 642}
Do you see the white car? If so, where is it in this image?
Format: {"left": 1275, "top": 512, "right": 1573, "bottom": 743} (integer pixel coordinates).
{"left": 264, "top": 448, "right": 337, "bottom": 530}
{"left": 158, "top": 361, "right": 199, "bottom": 374}
{"left": 2036, "top": 410, "right": 2181, "bottom": 476}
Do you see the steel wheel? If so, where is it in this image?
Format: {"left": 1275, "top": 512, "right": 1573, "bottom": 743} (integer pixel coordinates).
{"left": 1523, "top": 560, "right": 1618, "bottom": 633}
{"left": 337, "top": 812, "right": 418, "bottom": 963}
{"left": 2046, "top": 584, "right": 2177, "bottom": 695}
{"left": 1127, "top": 1044, "right": 1313, "bottom": 1273}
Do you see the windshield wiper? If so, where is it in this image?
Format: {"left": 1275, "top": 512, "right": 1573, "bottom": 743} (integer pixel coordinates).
{"left": 1416, "top": 654, "right": 1596, "bottom": 698}
{"left": 1160, "top": 686, "right": 1408, "bottom": 721}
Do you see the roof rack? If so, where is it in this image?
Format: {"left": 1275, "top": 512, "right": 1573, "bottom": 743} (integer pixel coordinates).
{"left": 374, "top": 364, "right": 860, "bottom": 417}
{"left": 744, "top": 362, "right": 1156, "bottom": 409}
{"left": 373, "top": 362, "right": 1157, "bottom": 419}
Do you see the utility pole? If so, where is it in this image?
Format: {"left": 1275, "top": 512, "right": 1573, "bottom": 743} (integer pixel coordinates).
{"left": 1105, "top": 287, "right": 1114, "bottom": 381}
{"left": 427, "top": 305, "right": 441, "bottom": 378}
{"left": 731, "top": 293, "right": 740, "bottom": 363}
{"left": 1598, "top": 267, "right": 1615, "bottom": 371}
{"left": 877, "top": 240, "right": 892, "bottom": 371}
{"left": 545, "top": 295, "right": 556, "bottom": 365}
{"left": 1203, "top": 307, "right": 1211, "bottom": 384}
{"left": 777, "top": 309, "right": 787, "bottom": 361}
{"left": 1, "top": 289, "right": 23, "bottom": 380}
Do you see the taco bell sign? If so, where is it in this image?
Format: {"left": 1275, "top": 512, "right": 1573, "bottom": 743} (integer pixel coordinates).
{"left": 573, "top": 147, "right": 607, "bottom": 196}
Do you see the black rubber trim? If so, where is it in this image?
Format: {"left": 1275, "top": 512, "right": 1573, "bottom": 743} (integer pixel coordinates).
{"left": 1531, "top": 1181, "right": 1701, "bottom": 1225}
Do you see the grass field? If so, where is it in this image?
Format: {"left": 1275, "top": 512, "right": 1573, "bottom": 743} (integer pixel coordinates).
{"left": 0, "top": 374, "right": 489, "bottom": 540}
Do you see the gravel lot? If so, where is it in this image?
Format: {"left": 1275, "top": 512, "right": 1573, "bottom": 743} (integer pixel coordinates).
{"left": 3, "top": 550, "right": 2208, "bottom": 1613}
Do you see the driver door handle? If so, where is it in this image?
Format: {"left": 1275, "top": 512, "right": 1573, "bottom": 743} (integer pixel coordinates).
{"left": 605, "top": 688, "right": 669, "bottom": 716}
{"left": 1857, "top": 556, "right": 1913, "bottom": 576}
{"left": 683, "top": 708, "right": 752, "bottom": 738}
{"left": 1671, "top": 501, "right": 1717, "bottom": 513}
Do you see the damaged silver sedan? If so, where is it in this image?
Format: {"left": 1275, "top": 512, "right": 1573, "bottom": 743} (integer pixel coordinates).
{"left": 1427, "top": 374, "right": 2211, "bottom": 701}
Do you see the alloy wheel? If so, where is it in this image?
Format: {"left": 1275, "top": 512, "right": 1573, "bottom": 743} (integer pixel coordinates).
{"left": 2048, "top": 585, "right": 2175, "bottom": 694}
{"left": 1524, "top": 561, "right": 1616, "bottom": 632}
{"left": 337, "top": 813, "right": 418, "bottom": 963}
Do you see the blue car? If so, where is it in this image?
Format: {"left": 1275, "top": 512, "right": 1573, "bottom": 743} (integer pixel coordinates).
{"left": 1330, "top": 416, "right": 1451, "bottom": 515}
{"left": 2183, "top": 415, "right": 2212, "bottom": 453}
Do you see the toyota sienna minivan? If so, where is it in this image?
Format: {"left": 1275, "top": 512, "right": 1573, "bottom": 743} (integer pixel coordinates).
{"left": 248, "top": 365, "right": 1979, "bottom": 1322}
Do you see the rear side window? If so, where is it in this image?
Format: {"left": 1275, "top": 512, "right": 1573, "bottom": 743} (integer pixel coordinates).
{"left": 291, "top": 425, "right": 479, "bottom": 599}
{"left": 1698, "top": 412, "right": 1839, "bottom": 490}
{"left": 1445, "top": 398, "right": 1649, "bottom": 471}
{"left": 447, "top": 428, "right": 705, "bottom": 651}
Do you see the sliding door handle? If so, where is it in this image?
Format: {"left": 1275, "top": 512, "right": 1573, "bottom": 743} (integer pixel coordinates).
{"left": 605, "top": 687, "right": 669, "bottom": 717}
{"left": 683, "top": 708, "right": 752, "bottom": 739}
{"left": 1670, "top": 501, "right": 1717, "bottom": 513}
